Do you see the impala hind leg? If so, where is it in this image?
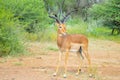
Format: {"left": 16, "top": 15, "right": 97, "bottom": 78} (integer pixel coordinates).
{"left": 83, "top": 46, "right": 91, "bottom": 73}
{"left": 53, "top": 51, "right": 62, "bottom": 76}
{"left": 76, "top": 51, "right": 84, "bottom": 75}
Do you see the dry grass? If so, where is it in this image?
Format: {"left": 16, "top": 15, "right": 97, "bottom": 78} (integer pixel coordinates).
{"left": 0, "top": 39, "right": 120, "bottom": 80}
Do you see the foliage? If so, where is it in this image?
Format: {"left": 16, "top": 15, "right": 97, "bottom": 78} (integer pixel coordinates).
{"left": 0, "top": 8, "right": 25, "bottom": 56}
{"left": 66, "top": 18, "right": 120, "bottom": 43}
{"left": 0, "top": 0, "right": 120, "bottom": 57}
{"left": 0, "top": 0, "right": 51, "bottom": 56}
{"left": 43, "top": 0, "right": 79, "bottom": 17}
{"left": 89, "top": 0, "right": 120, "bottom": 34}
{"left": 43, "top": 0, "right": 120, "bottom": 42}
{"left": 1, "top": 0, "right": 49, "bottom": 33}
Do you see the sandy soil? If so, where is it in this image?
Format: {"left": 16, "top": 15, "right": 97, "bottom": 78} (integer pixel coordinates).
{"left": 0, "top": 39, "right": 120, "bottom": 80}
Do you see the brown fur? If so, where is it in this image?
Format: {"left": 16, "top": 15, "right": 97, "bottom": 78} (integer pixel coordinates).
{"left": 53, "top": 23, "right": 91, "bottom": 78}
{"left": 57, "top": 34, "right": 88, "bottom": 51}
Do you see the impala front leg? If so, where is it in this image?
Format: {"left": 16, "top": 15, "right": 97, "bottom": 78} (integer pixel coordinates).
{"left": 63, "top": 51, "right": 69, "bottom": 78}
{"left": 53, "top": 51, "right": 62, "bottom": 76}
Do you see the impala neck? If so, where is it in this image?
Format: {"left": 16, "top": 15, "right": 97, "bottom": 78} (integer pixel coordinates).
{"left": 58, "top": 33, "right": 67, "bottom": 37}
{"left": 57, "top": 30, "right": 67, "bottom": 37}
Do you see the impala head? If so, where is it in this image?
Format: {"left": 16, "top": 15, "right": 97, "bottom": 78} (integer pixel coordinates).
{"left": 49, "top": 8, "right": 78, "bottom": 36}
{"left": 49, "top": 14, "right": 67, "bottom": 35}
{"left": 56, "top": 22, "right": 66, "bottom": 35}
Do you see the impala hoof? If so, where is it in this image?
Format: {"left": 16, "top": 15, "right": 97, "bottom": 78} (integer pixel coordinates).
{"left": 76, "top": 72, "right": 79, "bottom": 76}
{"left": 89, "top": 73, "right": 92, "bottom": 77}
{"left": 63, "top": 74, "right": 67, "bottom": 78}
{"left": 53, "top": 73, "right": 57, "bottom": 76}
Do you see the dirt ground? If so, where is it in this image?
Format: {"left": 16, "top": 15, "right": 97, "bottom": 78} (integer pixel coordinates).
{"left": 0, "top": 39, "right": 120, "bottom": 80}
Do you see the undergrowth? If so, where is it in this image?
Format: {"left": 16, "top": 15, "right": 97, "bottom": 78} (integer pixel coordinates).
{"left": 27, "top": 18, "right": 120, "bottom": 43}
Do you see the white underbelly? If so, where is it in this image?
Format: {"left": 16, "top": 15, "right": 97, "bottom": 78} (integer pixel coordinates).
{"left": 69, "top": 43, "right": 83, "bottom": 52}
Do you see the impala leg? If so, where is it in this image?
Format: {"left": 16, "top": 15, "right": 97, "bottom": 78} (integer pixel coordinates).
{"left": 76, "top": 52, "right": 83, "bottom": 75}
{"left": 53, "top": 51, "right": 62, "bottom": 76}
{"left": 83, "top": 46, "right": 91, "bottom": 73}
{"left": 63, "top": 51, "right": 69, "bottom": 78}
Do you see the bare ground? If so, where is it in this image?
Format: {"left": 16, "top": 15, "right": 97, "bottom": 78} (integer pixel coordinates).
{"left": 0, "top": 39, "right": 120, "bottom": 80}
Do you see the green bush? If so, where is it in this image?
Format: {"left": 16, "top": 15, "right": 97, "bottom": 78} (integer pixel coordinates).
{"left": 0, "top": 6, "right": 25, "bottom": 56}
{"left": 1, "top": 0, "right": 49, "bottom": 33}
{"left": 0, "top": 0, "right": 52, "bottom": 56}
{"left": 88, "top": 0, "right": 120, "bottom": 34}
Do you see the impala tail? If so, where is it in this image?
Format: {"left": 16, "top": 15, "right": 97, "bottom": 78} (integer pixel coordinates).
{"left": 79, "top": 46, "right": 84, "bottom": 59}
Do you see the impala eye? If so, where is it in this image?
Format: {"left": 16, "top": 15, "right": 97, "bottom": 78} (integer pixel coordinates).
{"left": 59, "top": 26, "right": 62, "bottom": 28}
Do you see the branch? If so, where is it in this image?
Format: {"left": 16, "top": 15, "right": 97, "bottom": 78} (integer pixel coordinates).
{"left": 43, "top": 0, "right": 49, "bottom": 13}
{"left": 61, "top": 0, "right": 80, "bottom": 23}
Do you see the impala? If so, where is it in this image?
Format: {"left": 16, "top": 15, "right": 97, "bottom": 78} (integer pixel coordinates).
{"left": 49, "top": 11, "right": 91, "bottom": 78}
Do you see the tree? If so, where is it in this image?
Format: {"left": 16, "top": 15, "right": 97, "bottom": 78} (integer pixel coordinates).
{"left": 0, "top": 7, "right": 24, "bottom": 56}
{"left": 1, "top": 0, "right": 49, "bottom": 33}
{"left": 0, "top": 0, "right": 49, "bottom": 56}
{"left": 89, "top": 0, "right": 120, "bottom": 34}
{"left": 43, "top": 0, "right": 103, "bottom": 22}
{"left": 43, "top": 0, "right": 80, "bottom": 19}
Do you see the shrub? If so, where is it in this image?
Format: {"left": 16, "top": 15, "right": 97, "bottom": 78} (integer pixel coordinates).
{"left": 89, "top": 0, "right": 120, "bottom": 34}
{"left": 0, "top": 7, "right": 25, "bottom": 56}
{"left": 1, "top": 0, "right": 49, "bottom": 33}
